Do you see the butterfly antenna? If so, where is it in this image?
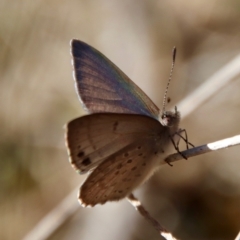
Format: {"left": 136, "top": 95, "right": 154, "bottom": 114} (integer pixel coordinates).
{"left": 162, "top": 46, "right": 177, "bottom": 116}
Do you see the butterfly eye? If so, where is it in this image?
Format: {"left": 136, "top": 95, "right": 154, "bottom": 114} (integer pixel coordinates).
{"left": 160, "top": 111, "right": 179, "bottom": 127}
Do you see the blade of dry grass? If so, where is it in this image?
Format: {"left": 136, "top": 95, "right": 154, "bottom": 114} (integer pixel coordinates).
{"left": 178, "top": 54, "right": 240, "bottom": 118}
{"left": 165, "top": 135, "right": 240, "bottom": 164}
{"left": 235, "top": 232, "right": 240, "bottom": 240}
{"left": 127, "top": 193, "right": 178, "bottom": 240}
{"left": 22, "top": 187, "right": 79, "bottom": 240}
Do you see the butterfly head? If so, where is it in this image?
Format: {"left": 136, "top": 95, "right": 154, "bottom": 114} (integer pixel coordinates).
{"left": 160, "top": 106, "right": 180, "bottom": 129}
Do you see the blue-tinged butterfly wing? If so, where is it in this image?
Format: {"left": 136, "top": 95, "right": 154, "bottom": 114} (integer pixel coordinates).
{"left": 71, "top": 39, "right": 159, "bottom": 119}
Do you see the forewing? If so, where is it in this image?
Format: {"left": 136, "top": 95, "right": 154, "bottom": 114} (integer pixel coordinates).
{"left": 71, "top": 39, "right": 159, "bottom": 119}
{"left": 66, "top": 113, "right": 162, "bottom": 174}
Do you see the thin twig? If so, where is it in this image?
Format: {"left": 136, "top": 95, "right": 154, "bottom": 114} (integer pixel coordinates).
{"left": 178, "top": 53, "right": 240, "bottom": 119}
{"left": 127, "top": 193, "right": 178, "bottom": 240}
{"left": 22, "top": 187, "right": 80, "bottom": 240}
{"left": 235, "top": 231, "right": 240, "bottom": 240}
{"left": 165, "top": 135, "right": 240, "bottom": 164}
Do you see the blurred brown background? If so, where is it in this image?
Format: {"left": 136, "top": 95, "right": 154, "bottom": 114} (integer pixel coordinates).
{"left": 1, "top": 0, "right": 240, "bottom": 239}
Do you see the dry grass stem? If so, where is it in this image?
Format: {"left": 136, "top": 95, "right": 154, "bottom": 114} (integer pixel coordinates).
{"left": 165, "top": 135, "right": 240, "bottom": 164}
{"left": 235, "top": 232, "right": 240, "bottom": 240}
{"left": 22, "top": 187, "right": 80, "bottom": 240}
{"left": 127, "top": 193, "right": 178, "bottom": 240}
{"left": 178, "top": 53, "right": 240, "bottom": 119}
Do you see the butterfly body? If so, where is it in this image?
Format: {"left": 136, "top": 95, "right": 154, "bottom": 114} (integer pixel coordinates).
{"left": 66, "top": 40, "right": 180, "bottom": 206}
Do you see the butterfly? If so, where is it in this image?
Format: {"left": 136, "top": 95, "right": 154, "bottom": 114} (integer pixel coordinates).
{"left": 65, "top": 40, "right": 180, "bottom": 207}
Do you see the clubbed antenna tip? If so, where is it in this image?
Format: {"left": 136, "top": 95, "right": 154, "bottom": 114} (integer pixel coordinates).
{"left": 172, "top": 46, "right": 176, "bottom": 63}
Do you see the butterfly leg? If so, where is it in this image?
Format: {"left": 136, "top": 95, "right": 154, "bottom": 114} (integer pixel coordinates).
{"left": 169, "top": 134, "right": 188, "bottom": 161}
{"left": 169, "top": 128, "right": 195, "bottom": 163}
{"left": 164, "top": 133, "right": 183, "bottom": 166}
{"left": 175, "top": 129, "right": 194, "bottom": 149}
{"left": 169, "top": 127, "right": 194, "bottom": 162}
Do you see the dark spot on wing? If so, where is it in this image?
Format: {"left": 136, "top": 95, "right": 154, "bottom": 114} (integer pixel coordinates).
{"left": 123, "top": 178, "right": 131, "bottom": 182}
{"left": 78, "top": 151, "right": 84, "bottom": 157}
{"left": 131, "top": 167, "right": 137, "bottom": 171}
{"left": 117, "top": 164, "right": 122, "bottom": 169}
{"left": 113, "top": 121, "right": 119, "bottom": 131}
{"left": 82, "top": 157, "right": 91, "bottom": 166}
{"left": 124, "top": 152, "right": 129, "bottom": 157}
{"left": 127, "top": 159, "right": 132, "bottom": 163}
